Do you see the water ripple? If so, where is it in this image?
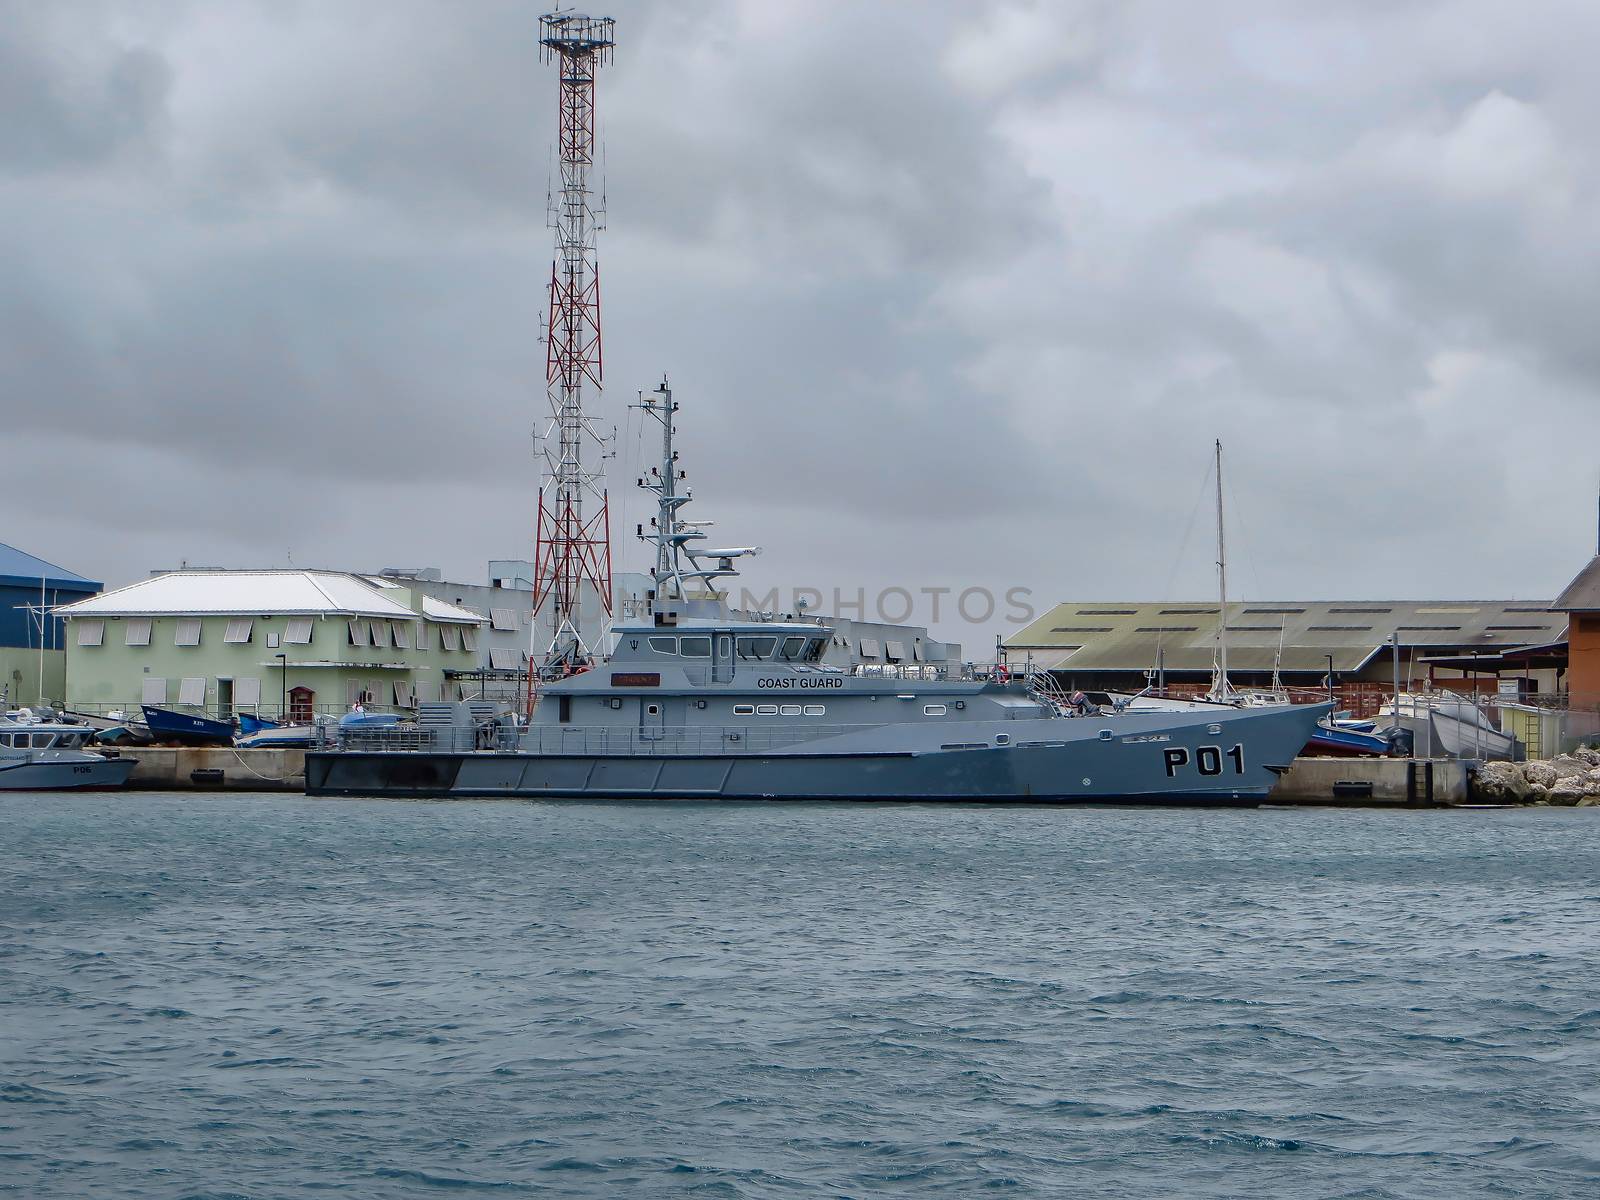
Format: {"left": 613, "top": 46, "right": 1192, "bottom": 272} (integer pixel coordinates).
{"left": 1, "top": 795, "right": 1597, "bottom": 1197}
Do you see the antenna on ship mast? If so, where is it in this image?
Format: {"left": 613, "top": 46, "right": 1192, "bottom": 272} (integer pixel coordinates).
{"left": 632, "top": 377, "right": 760, "bottom": 614}
{"left": 528, "top": 11, "right": 616, "bottom": 708}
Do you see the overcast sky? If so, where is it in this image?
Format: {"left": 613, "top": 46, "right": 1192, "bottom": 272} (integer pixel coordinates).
{"left": 4, "top": 0, "right": 1598, "bottom": 649}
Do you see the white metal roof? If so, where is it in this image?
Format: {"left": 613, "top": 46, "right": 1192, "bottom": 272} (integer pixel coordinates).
{"left": 421, "top": 596, "right": 486, "bottom": 625}
{"left": 54, "top": 571, "right": 418, "bottom": 619}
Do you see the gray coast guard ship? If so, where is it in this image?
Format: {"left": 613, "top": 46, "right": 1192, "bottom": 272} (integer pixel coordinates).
{"left": 306, "top": 381, "right": 1324, "bottom": 803}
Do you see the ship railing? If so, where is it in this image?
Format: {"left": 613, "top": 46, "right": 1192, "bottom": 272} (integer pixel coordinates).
{"left": 837, "top": 662, "right": 1007, "bottom": 682}
{"left": 657, "top": 662, "right": 1000, "bottom": 682}
{"left": 512, "top": 724, "right": 863, "bottom": 756}
{"left": 312, "top": 722, "right": 868, "bottom": 756}
{"left": 63, "top": 700, "right": 412, "bottom": 723}
{"left": 329, "top": 726, "right": 445, "bottom": 752}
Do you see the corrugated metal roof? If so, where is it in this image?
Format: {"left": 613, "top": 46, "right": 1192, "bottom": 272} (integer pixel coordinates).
{"left": 0, "top": 542, "right": 99, "bottom": 590}
{"left": 54, "top": 571, "right": 416, "bottom": 618}
{"left": 421, "top": 596, "right": 485, "bottom": 625}
{"left": 1006, "top": 600, "right": 1568, "bottom": 674}
{"left": 1553, "top": 557, "right": 1600, "bottom": 613}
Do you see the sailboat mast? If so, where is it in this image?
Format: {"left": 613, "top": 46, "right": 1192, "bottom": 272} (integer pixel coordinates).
{"left": 1214, "top": 439, "right": 1229, "bottom": 696}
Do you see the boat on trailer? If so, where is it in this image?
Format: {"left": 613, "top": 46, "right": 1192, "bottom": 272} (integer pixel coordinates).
{"left": 307, "top": 381, "right": 1326, "bottom": 804}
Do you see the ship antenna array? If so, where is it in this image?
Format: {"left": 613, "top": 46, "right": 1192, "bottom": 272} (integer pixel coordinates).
{"left": 528, "top": 10, "right": 617, "bottom": 707}
{"left": 636, "top": 378, "right": 688, "bottom": 603}
{"left": 632, "top": 377, "right": 761, "bottom": 609}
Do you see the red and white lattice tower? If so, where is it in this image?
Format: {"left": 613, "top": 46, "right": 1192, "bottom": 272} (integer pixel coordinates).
{"left": 531, "top": 11, "right": 615, "bottom": 688}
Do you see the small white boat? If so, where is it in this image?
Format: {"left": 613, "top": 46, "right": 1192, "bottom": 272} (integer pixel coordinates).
{"left": 0, "top": 713, "right": 138, "bottom": 790}
{"left": 64, "top": 708, "right": 153, "bottom": 744}
{"left": 1388, "top": 693, "right": 1520, "bottom": 761}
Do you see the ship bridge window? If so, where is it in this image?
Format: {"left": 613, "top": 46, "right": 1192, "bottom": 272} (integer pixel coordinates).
{"left": 679, "top": 636, "right": 711, "bottom": 658}
{"left": 648, "top": 636, "right": 677, "bottom": 655}
{"left": 736, "top": 636, "right": 777, "bottom": 659}
{"left": 779, "top": 636, "right": 808, "bottom": 660}
{"left": 805, "top": 638, "right": 827, "bottom": 662}
{"left": 32, "top": 733, "right": 56, "bottom": 749}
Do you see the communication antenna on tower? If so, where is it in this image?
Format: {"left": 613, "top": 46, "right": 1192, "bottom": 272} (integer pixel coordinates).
{"left": 530, "top": 10, "right": 616, "bottom": 696}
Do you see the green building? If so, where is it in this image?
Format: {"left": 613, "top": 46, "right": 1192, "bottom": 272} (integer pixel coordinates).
{"left": 56, "top": 570, "right": 485, "bottom": 720}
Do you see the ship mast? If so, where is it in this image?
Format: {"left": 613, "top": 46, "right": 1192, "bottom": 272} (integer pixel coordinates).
{"left": 1212, "top": 438, "right": 1234, "bottom": 701}
{"left": 640, "top": 378, "right": 689, "bottom": 603}
{"left": 530, "top": 11, "right": 616, "bottom": 683}
{"left": 632, "top": 378, "right": 759, "bottom": 612}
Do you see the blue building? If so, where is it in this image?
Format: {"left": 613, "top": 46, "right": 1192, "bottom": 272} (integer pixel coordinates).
{"left": 0, "top": 543, "right": 100, "bottom": 706}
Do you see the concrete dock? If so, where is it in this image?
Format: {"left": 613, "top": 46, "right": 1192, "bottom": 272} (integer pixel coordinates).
{"left": 114, "top": 746, "right": 307, "bottom": 791}
{"left": 1268, "top": 757, "right": 1470, "bottom": 806}
{"left": 105, "top": 748, "right": 1473, "bottom": 804}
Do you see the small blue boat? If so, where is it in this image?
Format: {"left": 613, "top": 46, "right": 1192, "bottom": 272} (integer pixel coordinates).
{"left": 238, "top": 713, "right": 280, "bottom": 736}
{"left": 1305, "top": 719, "right": 1392, "bottom": 757}
{"left": 338, "top": 711, "right": 399, "bottom": 729}
{"left": 141, "top": 705, "right": 236, "bottom": 747}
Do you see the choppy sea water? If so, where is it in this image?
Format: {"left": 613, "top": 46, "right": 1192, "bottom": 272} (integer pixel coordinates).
{"left": 2, "top": 795, "right": 1598, "bottom": 1199}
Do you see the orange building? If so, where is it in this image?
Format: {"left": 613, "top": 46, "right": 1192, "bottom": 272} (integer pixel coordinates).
{"left": 1553, "top": 556, "right": 1600, "bottom": 710}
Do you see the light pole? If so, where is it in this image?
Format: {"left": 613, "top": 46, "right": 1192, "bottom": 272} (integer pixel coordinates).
{"left": 275, "top": 653, "right": 287, "bottom": 720}
{"left": 1326, "top": 654, "right": 1335, "bottom": 705}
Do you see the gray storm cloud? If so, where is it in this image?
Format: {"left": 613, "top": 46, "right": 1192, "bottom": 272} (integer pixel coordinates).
{"left": 2, "top": 0, "right": 1596, "bottom": 650}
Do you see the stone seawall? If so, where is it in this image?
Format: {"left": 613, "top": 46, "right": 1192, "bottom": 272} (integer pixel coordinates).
{"left": 112, "top": 747, "right": 306, "bottom": 791}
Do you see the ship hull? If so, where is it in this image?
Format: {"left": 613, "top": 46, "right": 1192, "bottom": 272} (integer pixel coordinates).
{"left": 0, "top": 756, "right": 137, "bottom": 791}
{"left": 306, "top": 704, "right": 1324, "bottom": 805}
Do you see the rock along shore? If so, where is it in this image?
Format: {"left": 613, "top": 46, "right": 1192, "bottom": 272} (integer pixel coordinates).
{"left": 1472, "top": 747, "right": 1600, "bottom": 806}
